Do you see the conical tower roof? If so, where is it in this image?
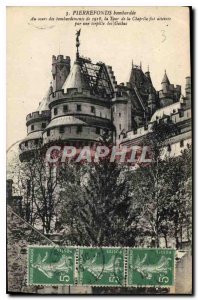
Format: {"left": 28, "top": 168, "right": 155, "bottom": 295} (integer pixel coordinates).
{"left": 37, "top": 86, "right": 52, "bottom": 112}
{"left": 161, "top": 70, "right": 170, "bottom": 84}
{"left": 62, "top": 60, "right": 87, "bottom": 92}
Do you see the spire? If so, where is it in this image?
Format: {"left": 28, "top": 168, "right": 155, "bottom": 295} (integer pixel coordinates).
{"left": 37, "top": 86, "right": 51, "bottom": 112}
{"left": 161, "top": 69, "right": 170, "bottom": 84}
{"left": 75, "top": 29, "right": 81, "bottom": 60}
{"left": 62, "top": 61, "right": 87, "bottom": 92}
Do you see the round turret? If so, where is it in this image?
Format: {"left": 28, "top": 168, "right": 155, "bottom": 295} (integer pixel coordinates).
{"left": 43, "top": 58, "right": 114, "bottom": 148}
{"left": 19, "top": 88, "right": 51, "bottom": 161}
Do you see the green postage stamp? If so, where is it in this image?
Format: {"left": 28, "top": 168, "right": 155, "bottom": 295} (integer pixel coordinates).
{"left": 78, "top": 247, "right": 125, "bottom": 286}
{"left": 28, "top": 246, "right": 76, "bottom": 285}
{"left": 28, "top": 246, "right": 175, "bottom": 286}
{"left": 128, "top": 248, "right": 175, "bottom": 286}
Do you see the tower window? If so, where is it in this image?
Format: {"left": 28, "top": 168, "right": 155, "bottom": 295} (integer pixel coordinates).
{"left": 119, "top": 124, "right": 121, "bottom": 130}
{"left": 77, "top": 104, "right": 81, "bottom": 111}
{"left": 91, "top": 106, "right": 95, "bottom": 114}
{"left": 100, "top": 112, "right": 102, "bottom": 117}
{"left": 180, "top": 140, "right": 184, "bottom": 148}
{"left": 54, "top": 108, "right": 58, "bottom": 115}
{"left": 63, "top": 105, "right": 68, "bottom": 113}
{"left": 35, "top": 140, "right": 38, "bottom": 145}
{"left": 31, "top": 125, "right": 34, "bottom": 131}
{"left": 25, "top": 141, "right": 28, "bottom": 147}
{"left": 96, "top": 127, "right": 100, "bottom": 134}
{"left": 42, "top": 123, "right": 46, "bottom": 129}
{"left": 119, "top": 112, "right": 121, "bottom": 117}
{"left": 59, "top": 126, "right": 64, "bottom": 134}
{"left": 167, "top": 144, "right": 171, "bottom": 152}
{"left": 179, "top": 110, "right": 184, "bottom": 118}
{"left": 76, "top": 125, "right": 82, "bottom": 133}
{"left": 47, "top": 130, "right": 50, "bottom": 137}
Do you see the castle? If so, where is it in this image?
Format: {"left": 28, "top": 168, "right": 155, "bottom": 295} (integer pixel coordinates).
{"left": 19, "top": 34, "right": 191, "bottom": 161}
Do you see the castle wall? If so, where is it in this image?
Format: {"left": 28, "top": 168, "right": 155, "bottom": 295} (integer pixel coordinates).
{"left": 43, "top": 125, "right": 102, "bottom": 144}
{"left": 27, "top": 120, "right": 48, "bottom": 134}
{"left": 51, "top": 101, "right": 111, "bottom": 120}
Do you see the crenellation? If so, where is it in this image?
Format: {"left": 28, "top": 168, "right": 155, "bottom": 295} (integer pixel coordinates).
{"left": 26, "top": 110, "right": 51, "bottom": 121}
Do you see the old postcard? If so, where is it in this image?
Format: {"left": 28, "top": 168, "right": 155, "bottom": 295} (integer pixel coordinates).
{"left": 6, "top": 6, "right": 192, "bottom": 295}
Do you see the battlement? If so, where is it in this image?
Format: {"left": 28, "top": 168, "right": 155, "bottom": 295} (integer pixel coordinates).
{"left": 52, "top": 55, "right": 71, "bottom": 64}
{"left": 123, "top": 125, "right": 151, "bottom": 141}
{"left": 123, "top": 105, "right": 191, "bottom": 142}
{"left": 26, "top": 110, "right": 51, "bottom": 122}
{"left": 49, "top": 87, "right": 112, "bottom": 105}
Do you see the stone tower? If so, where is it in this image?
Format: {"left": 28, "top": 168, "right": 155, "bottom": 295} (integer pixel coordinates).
{"left": 159, "top": 70, "right": 181, "bottom": 107}
{"left": 52, "top": 55, "right": 71, "bottom": 92}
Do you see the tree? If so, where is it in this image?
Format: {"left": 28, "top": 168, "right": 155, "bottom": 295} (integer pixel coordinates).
{"left": 160, "top": 147, "right": 192, "bottom": 248}
{"left": 7, "top": 149, "right": 60, "bottom": 233}
{"left": 130, "top": 119, "right": 192, "bottom": 248}
{"left": 58, "top": 138, "right": 140, "bottom": 246}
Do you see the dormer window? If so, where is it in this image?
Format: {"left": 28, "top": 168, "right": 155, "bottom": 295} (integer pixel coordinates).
{"left": 31, "top": 125, "right": 34, "bottom": 131}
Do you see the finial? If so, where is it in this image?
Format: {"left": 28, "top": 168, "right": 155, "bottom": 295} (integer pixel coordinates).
{"left": 140, "top": 61, "right": 142, "bottom": 70}
{"left": 76, "top": 29, "right": 81, "bottom": 59}
{"left": 147, "top": 65, "right": 149, "bottom": 72}
{"left": 132, "top": 59, "right": 134, "bottom": 68}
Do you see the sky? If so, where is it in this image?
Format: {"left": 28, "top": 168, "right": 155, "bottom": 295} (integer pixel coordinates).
{"left": 7, "top": 6, "right": 191, "bottom": 149}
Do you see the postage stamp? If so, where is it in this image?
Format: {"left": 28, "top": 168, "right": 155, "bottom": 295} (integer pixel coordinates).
{"left": 128, "top": 248, "right": 175, "bottom": 287}
{"left": 78, "top": 247, "right": 125, "bottom": 286}
{"left": 28, "top": 246, "right": 76, "bottom": 285}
